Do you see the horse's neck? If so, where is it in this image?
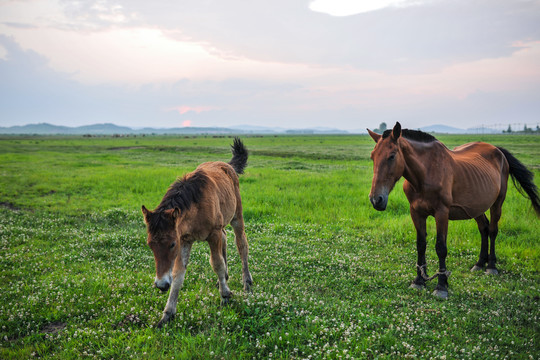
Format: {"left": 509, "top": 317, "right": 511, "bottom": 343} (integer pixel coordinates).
{"left": 400, "top": 140, "right": 439, "bottom": 191}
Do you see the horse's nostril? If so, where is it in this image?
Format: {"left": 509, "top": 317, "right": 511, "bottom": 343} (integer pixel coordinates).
{"left": 154, "top": 280, "right": 170, "bottom": 292}
{"left": 370, "top": 194, "right": 387, "bottom": 211}
{"left": 160, "top": 283, "right": 170, "bottom": 292}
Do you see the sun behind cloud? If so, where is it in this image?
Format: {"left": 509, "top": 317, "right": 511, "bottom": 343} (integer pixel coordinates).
{"left": 309, "top": 0, "right": 414, "bottom": 16}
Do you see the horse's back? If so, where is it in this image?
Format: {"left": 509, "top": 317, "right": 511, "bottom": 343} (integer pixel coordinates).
{"left": 195, "top": 161, "right": 240, "bottom": 223}
{"left": 452, "top": 142, "right": 501, "bottom": 159}
{"left": 451, "top": 142, "right": 507, "bottom": 175}
{"left": 196, "top": 161, "right": 239, "bottom": 184}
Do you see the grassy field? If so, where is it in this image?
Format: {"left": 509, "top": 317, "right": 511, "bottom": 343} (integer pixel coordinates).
{"left": 0, "top": 133, "right": 539, "bottom": 359}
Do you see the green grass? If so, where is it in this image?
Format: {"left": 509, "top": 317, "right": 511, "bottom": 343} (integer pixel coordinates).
{"left": 0, "top": 134, "right": 539, "bottom": 359}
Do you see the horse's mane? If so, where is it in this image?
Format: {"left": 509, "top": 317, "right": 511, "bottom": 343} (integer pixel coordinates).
{"left": 148, "top": 171, "right": 208, "bottom": 233}
{"left": 157, "top": 170, "right": 208, "bottom": 213}
{"left": 382, "top": 128, "right": 437, "bottom": 143}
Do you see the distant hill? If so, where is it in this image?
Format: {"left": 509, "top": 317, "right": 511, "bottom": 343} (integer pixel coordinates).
{"left": 0, "top": 123, "right": 349, "bottom": 135}
{"left": 352, "top": 124, "right": 468, "bottom": 134}
{"left": 0, "top": 123, "right": 244, "bottom": 135}
{"left": 0, "top": 123, "right": 132, "bottom": 135}
{"left": 419, "top": 124, "right": 466, "bottom": 134}
{"left": 74, "top": 123, "right": 134, "bottom": 134}
{"left": 0, "top": 123, "right": 73, "bottom": 134}
{"left": 419, "top": 124, "right": 503, "bottom": 134}
{"left": 228, "top": 124, "right": 287, "bottom": 133}
{"left": 465, "top": 126, "right": 501, "bottom": 134}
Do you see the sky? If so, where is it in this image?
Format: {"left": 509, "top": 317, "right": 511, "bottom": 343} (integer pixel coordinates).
{"left": 1, "top": 0, "right": 540, "bottom": 131}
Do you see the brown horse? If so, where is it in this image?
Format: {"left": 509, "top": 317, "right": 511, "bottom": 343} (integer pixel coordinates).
{"left": 142, "top": 138, "right": 253, "bottom": 328}
{"left": 368, "top": 122, "right": 540, "bottom": 299}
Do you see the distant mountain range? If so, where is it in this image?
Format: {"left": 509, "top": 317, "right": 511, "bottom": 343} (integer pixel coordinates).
{"left": 0, "top": 123, "right": 241, "bottom": 135}
{"left": 0, "top": 123, "right": 351, "bottom": 135}
{"left": 0, "top": 122, "right": 502, "bottom": 135}
{"left": 418, "top": 124, "right": 500, "bottom": 134}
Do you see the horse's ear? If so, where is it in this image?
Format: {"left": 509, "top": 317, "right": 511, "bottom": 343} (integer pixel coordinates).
{"left": 141, "top": 205, "right": 151, "bottom": 223}
{"left": 367, "top": 129, "right": 381, "bottom": 143}
{"left": 172, "top": 207, "right": 181, "bottom": 220}
{"left": 391, "top": 122, "right": 401, "bottom": 141}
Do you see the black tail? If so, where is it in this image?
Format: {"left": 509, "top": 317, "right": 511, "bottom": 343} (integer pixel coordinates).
{"left": 498, "top": 147, "right": 540, "bottom": 216}
{"left": 229, "top": 137, "right": 248, "bottom": 174}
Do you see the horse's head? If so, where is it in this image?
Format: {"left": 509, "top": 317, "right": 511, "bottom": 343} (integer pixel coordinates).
{"left": 141, "top": 205, "right": 180, "bottom": 292}
{"left": 367, "top": 122, "right": 405, "bottom": 211}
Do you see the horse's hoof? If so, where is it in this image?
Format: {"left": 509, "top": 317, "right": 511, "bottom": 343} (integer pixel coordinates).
{"left": 471, "top": 265, "right": 483, "bottom": 272}
{"left": 409, "top": 282, "right": 425, "bottom": 290}
{"left": 156, "top": 319, "right": 166, "bottom": 329}
{"left": 244, "top": 278, "right": 253, "bottom": 292}
{"left": 485, "top": 268, "right": 499, "bottom": 275}
{"left": 220, "top": 297, "right": 230, "bottom": 306}
{"left": 156, "top": 313, "right": 174, "bottom": 329}
{"left": 432, "top": 289, "right": 448, "bottom": 299}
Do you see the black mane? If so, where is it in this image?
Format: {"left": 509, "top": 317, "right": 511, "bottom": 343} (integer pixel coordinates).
{"left": 156, "top": 170, "right": 208, "bottom": 213}
{"left": 148, "top": 171, "right": 208, "bottom": 233}
{"left": 382, "top": 128, "right": 437, "bottom": 143}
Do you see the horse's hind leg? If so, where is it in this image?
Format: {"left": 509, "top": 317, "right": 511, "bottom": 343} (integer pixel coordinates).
{"left": 222, "top": 229, "right": 229, "bottom": 280}
{"left": 486, "top": 203, "right": 503, "bottom": 275}
{"left": 231, "top": 214, "right": 253, "bottom": 292}
{"left": 471, "top": 214, "right": 489, "bottom": 272}
{"left": 208, "top": 230, "right": 232, "bottom": 305}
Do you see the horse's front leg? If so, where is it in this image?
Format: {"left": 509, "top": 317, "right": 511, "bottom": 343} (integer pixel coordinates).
{"left": 433, "top": 210, "right": 450, "bottom": 299}
{"left": 410, "top": 209, "right": 428, "bottom": 289}
{"left": 157, "top": 242, "right": 192, "bottom": 329}
{"left": 208, "top": 230, "right": 232, "bottom": 305}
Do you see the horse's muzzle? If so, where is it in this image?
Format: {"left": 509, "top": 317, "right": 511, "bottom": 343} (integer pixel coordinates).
{"left": 369, "top": 194, "right": 388, "bottom": 211}
{"left": 154, "top": 275, "right": 171, "bottom": 292}
{"left": 154, "top": 282, "right": 170, "bottom": 292}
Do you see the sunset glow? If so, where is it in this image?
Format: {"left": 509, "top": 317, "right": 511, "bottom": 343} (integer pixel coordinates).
{"left": 174, "top": 106, "right": 216, "bottom": 115}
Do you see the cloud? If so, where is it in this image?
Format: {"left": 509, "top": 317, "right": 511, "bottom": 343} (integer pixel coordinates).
{"left": 0, "top": 35, "right": 167, "bottom": 127}
{"left": 309, "top": 0, "right": 416, "bottom": 16}
{"left": 49, "top": 0, "right": 540, "bottom": 73}
{"left": 4, "top": 1, "right": 540, "bottom": 78}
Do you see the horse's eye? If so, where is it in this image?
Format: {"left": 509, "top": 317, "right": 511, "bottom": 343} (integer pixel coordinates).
{"left": 169, "top": 242, "right": 176, "bottom": 249}
{"left": 389, "top": 154, "right": 396, "bottom": 161}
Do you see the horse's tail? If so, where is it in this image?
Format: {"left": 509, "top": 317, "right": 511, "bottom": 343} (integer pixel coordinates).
{"left": 498, "top": 146, "right": 540, "bottom": 216}
{"left": 229, "top": 137, "right": 248, "bottom": 175}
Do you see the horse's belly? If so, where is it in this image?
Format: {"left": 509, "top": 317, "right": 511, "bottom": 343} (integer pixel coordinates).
{"left": 449, "top": 192, "right": 497, "bottom": 220}
{"left": 448, "top": 205, "right": 483, "bottom": 220}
